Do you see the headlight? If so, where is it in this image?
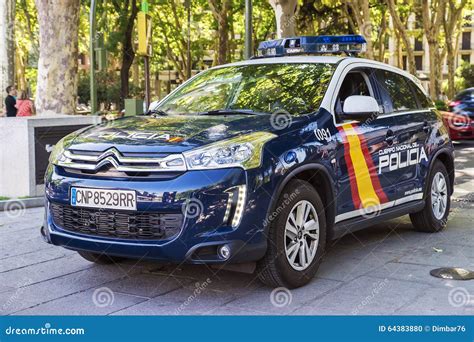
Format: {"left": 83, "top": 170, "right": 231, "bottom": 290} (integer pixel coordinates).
{"left": 183, "top": 132, "right": 277, "bottom": 170}
{"left": 452, "top": 119, "right": 469, "bottom": 127}
{"left": 48, "top": 128, "right": 87, "bottom": 164}
{"left": 48, "top": 137, "right": 67, "bottom": 164}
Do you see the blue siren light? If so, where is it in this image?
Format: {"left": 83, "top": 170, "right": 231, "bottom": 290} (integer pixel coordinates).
{"left": 255, "top": 35, "right": 367, "bottom": 58}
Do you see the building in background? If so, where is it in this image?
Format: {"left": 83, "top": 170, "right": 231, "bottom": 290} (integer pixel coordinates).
{"left": 387, "top": 12, "right": 473, "bottom": 94}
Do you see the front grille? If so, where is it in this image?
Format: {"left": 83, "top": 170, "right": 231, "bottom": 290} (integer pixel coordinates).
{"left": 50, "top": 203, "right": 183, "bottom": 240}
{"left": 57, "top": 148, "right": 187, "bottom": 176}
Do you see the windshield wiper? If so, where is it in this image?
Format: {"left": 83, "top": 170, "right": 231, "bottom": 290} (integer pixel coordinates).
{"left": 145, "top": 108, "right": 168, "bottom": 116}
{"left": 197, "top": 109, "right": 268, "bottom": 116}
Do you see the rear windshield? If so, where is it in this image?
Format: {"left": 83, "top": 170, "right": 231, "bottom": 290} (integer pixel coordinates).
{"left": 157, "top": 63, "right": 336, "bottom": 116}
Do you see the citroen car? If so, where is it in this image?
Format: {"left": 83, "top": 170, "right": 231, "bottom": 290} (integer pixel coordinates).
{"left": 43, "top": 35, "right": 455, "bottom": 288}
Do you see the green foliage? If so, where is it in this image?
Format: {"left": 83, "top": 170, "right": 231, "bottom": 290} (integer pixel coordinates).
{"left": 15, "top": 0, "right": 39, "bottom": 93}
{"left": 13, "top": 0, "right": 472, "bottom": 108}
{"left": 434, "top": 100, "right": 447, "bottom": 111}
{"left": 77, "top": 70, "right": 143, "bottom": 108}
{"left": 456, "top": 61, "right": 474, "bottom": 90}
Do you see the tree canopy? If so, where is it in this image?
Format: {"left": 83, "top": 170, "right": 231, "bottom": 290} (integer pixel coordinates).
{"left": 7, "top": 0, "right": 474, "bottom": 113}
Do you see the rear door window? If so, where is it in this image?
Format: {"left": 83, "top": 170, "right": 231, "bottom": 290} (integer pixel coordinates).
{"left": 375, "top": 70, "right": 419, "bottom": 113}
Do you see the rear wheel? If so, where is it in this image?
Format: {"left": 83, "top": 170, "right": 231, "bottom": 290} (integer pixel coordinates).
{"left": 410, "top": 161, "right": 451, "bottom": 233}
{"left": 77, "top": 251, "right": 126, "bottom": 264}
{"left": 257, "top": 180, "right": 326, "bottom": 288}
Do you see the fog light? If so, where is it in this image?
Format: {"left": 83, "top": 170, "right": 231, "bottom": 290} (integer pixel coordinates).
{"left": 218, "top": 244, "right": 231, "bottom": 260}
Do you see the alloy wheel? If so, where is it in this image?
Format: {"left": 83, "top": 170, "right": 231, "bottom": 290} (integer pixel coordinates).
{"left": 431, "top": 171, "right": 448, "bottom": 220}
{"left": 284, "top": 200, "right": 320, "bottom": 271}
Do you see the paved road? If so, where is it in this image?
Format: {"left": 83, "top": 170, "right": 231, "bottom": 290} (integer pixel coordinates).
{"left": 0, "top": 142, "right": 473, "bottom": 315}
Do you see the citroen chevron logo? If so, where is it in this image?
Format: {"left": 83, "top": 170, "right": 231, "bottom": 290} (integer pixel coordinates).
{"left": 97, "top": 148, "right": 122, "bottom": 170}
{"left": 99, "top": 148, "right": 121, "bottom": 161}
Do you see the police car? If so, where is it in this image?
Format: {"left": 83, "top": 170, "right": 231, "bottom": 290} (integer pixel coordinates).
{"left": 43, "top": 35, "right": 454, "bottom": 288}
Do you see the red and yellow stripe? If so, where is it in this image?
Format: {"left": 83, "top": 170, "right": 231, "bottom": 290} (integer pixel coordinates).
{"left": 339, "top": 123, "right": 388, "bottom": 209}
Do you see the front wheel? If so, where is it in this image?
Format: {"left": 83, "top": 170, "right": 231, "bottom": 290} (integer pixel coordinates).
{"left": 410, "top": 161, "right": 451, "bottom": 233}
{"left": 257, "top": 180, "right": 326, "bottom": 288}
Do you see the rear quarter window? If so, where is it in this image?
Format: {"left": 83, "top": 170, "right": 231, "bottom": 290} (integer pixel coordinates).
{"left": 410, "top": 83, "right": 432, "bottom": 109}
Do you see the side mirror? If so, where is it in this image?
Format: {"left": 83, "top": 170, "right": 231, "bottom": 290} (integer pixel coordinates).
{"left": 342, "top": 95, "right": 380, "bottom": 121}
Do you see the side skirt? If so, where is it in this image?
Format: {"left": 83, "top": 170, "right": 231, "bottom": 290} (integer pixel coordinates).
{"left": 331, "top": 200, "right": 425, "bottom": 240}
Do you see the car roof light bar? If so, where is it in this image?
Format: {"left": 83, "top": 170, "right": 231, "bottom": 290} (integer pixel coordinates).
{"left": 254, "top": 35, "right": 367, "bottom": 59}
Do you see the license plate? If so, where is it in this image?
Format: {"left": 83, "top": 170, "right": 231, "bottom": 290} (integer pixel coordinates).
{"left": 70, "top": 187, "right": 137, "bottom": 211}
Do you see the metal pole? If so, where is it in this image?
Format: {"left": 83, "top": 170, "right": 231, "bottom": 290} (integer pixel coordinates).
{"left": 185, "top": 0, "right": 191, "bottom": 79}
{"left": 89, "top": 0, "right": 98, "bottom": 115}
{"left": 144, "top": 56, "right": 150, "bottom": 110}
{"left": 244, "top": 0, "right": 252, "bottom": 59}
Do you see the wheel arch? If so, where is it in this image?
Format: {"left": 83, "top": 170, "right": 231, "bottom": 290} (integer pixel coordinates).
{"left": 266, "top": 163, "right": 336, "bottom": 236}
{"left": 428, "top": 147, "right": 455, "bottom": 195}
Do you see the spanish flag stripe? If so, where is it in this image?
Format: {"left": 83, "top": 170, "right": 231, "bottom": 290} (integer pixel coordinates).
{"left": 338, "top": 126, "right": 362, "bottom": 209}
{"left": 341, "top": 123, "right": 381, "bottom": 207}
{"left": 355, "top": 127, "right": 389, "bottom": 203}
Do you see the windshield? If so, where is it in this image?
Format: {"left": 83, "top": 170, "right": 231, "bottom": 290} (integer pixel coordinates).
{"left": 156, "top": 63, "right": 336, "bottom": 116}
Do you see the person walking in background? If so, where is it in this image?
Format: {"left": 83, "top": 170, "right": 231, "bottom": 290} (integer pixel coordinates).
{"left": 15, "top": 90, "right": 35, "bottom": 117}
{"left": 4, "top": 85, "right": 17, "bottom": 117}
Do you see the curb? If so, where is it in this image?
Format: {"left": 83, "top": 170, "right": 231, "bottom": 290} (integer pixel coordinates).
{"left": 0, "top": 197, "right": 44, "bottom": 211}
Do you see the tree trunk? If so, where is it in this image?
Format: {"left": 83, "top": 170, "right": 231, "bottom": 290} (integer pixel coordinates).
{"left": 15, "top": 40, "right": 27, "bottom": 91}
{"left": 269, "top": 0, "right": 298, "bottom": 38}
{"left": 376, "top": 7, "right": 387, "bottom": 62}
{"left": 347, "top": 0, "right": 374, "bottom": 59}
{"left": 420, "top": 0, "right": 446, "bottom": 99}
{"left": 35, "top": 0, "right": 80, "bottom": 115}
{"left": 443, "top": 0, "right": 468, "bottom": 99}
{"left": 209, "top": 0, "right": 231, "bottom": 65}
{"left": 0, "top": 0, "right": 15, "bottom": 112}
{"left": 119, "top": 0, "right": 138, "bottom": 109}
{"left": 387, "top": 0, "right": 416, "bottom": 75}
{"left": 217, "top": 1, "right": 229, "bottom": 64}
{"left": 445, "top": 40, "right": 456, "bottom": 99}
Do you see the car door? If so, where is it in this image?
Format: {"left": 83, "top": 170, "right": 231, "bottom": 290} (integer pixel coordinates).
{"left": 332, "top": 66, "right": 395, "bottom": 223}
{"left": 374, "top": 69, "right": 431, "bottom": 204}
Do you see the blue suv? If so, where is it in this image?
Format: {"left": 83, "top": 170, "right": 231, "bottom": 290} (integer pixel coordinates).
{"left": 43, "top": 36, "right": 455, "bottom": 288}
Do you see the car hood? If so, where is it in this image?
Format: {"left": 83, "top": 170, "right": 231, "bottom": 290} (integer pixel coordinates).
{"left": 66, "top": 115, "right": 279, "bottom": 153}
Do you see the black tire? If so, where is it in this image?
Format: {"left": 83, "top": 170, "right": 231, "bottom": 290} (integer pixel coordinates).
{"left": 410, "top": 161, "right": 451, "bottom": 233}
{"left": 77, "top": 251, "right": 126, "bottom": 264}
{"left": 257, "top": 179, "right": 326, "bottom": 288}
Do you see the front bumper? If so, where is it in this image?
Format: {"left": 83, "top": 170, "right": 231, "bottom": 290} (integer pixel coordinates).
{"left": 44, "top": 165, "right": 272, "bottom": 263}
